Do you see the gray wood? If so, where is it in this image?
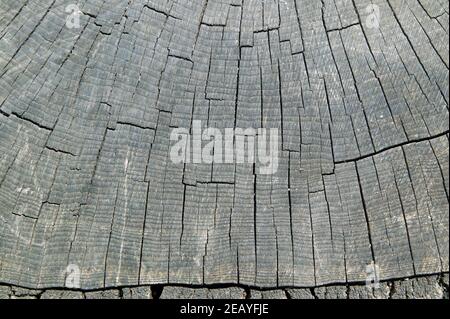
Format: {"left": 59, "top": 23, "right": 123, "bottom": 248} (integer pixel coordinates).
{"left": 0, "top": 0, "right": 448, "bottom": 290}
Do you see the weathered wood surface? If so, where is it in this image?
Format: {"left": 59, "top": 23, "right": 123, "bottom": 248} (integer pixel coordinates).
{"left": 0, "top": 0, "right": 448, "bottom": 290}
{"left": 0, "top": 274, "right": 448, "bottom": 299}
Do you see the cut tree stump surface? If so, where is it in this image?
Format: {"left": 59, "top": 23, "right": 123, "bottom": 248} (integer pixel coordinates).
{"left": 0, "top": 0, "right": 448, "bottom": 290}
{"left": 0, "top": 274, "right": 448, "bottom": 299}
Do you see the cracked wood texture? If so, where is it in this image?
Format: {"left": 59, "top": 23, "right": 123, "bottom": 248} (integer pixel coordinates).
{"left": 1, "top": 273, "right": 449, "bottom": 299}
{"left": 0, "top": 0, "right": 448, "bottom": 290}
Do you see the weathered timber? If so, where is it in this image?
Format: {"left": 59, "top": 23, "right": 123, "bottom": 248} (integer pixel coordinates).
{"left": 0, "top": 0, "right": 448, "bottom": 291}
